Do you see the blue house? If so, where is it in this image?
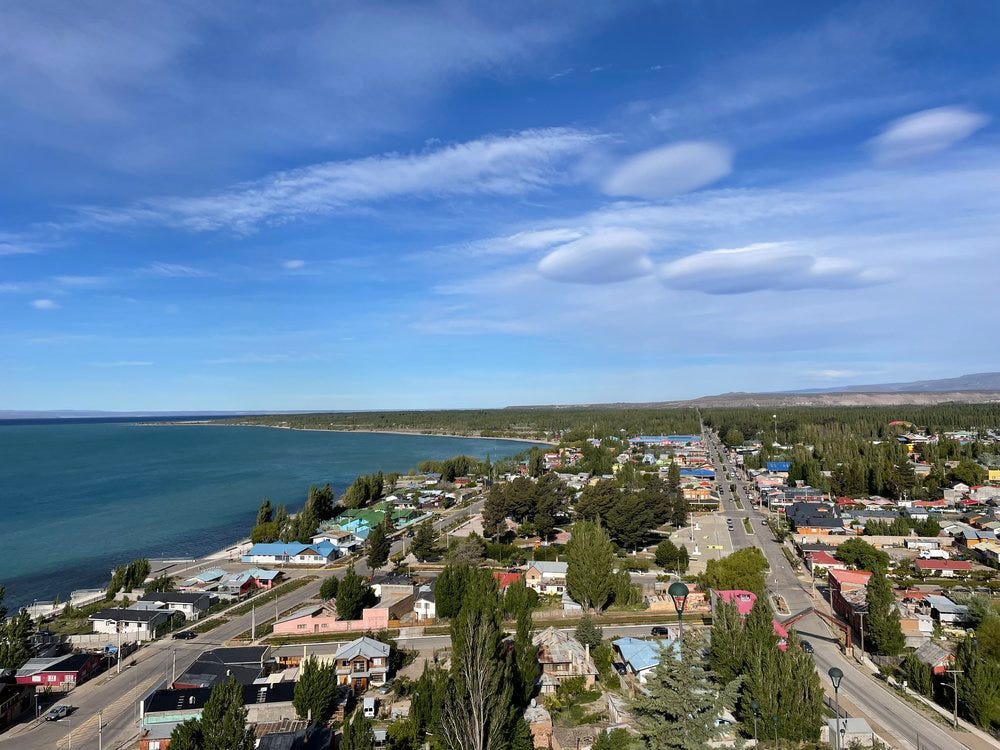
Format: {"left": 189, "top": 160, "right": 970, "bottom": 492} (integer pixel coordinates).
{"left": 680, "top": 468, "right": 715, "bottom": 479}
{"left": 612, "top": 636, "right": 681, "bottom": 684}
{"left": 241, "top": 542, "right": 336, "bottom": 566}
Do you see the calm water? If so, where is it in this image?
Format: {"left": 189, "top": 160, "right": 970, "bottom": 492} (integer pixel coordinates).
{"left": 0, "top": 422, "right": 535, "bottom": 608}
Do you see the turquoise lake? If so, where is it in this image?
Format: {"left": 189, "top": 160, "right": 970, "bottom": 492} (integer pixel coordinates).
{"left": 0, "top": 421, "right": 536, "bottom": 608}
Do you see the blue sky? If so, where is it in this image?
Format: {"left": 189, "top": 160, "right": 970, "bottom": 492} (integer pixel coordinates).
{"left": 2, "top": 0, "right": 999, "bottom": 410}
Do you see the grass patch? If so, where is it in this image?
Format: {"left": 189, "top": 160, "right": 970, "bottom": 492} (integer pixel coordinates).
{"left": 46, "top": 599, "right": 117, "bottom": 635}
{"left": 781, "top": 546, "right": 801, "bottom": 570}
{"left": 226, "top": 576, "right": 317, "bottom": 617}
{"left": 192, "top": 615, "right": 231, "bottom": 634}
{"left": 733, "top": 497, "right": 744, "bottom": 510}
{"left": 742, "top": 517, "right": 754, "bottom": 535}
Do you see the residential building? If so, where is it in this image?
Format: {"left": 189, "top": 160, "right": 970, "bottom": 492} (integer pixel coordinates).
{"left": 89, "top": 608, "right": 175, "bottom": 641}
{"left": 370, "top": 574, "right": 415, "bottom": 602}
{"left": 805, "top": 551, "right": 847, "bottom": 574}
{"left": 612, "top": 636, "right": 680, "bottom": 685}
{"left": 172, "top": 646, "right": 269, "bottom": 689}
{"left": 332, "top": 636, "right": 390, "bottom": 693}
{"left": 922, "top": 595, "right": 971, "bottom": 625}
{"left": 532, "top": 627, "right": 598, "bottom": 695}
{"left": 914, "top": 559, "right": 974, "bottom": 578}
{"left": 413, "top": 584, "right": 436, "bottom": 621}
{"left": 241, "top": 542, "right": 337, "bottom": 566}
{"left": 914, "top": 641, "right": 953, "bottom": 675}
{"left": 257, "top": 726, "right": 334, "bottom": 750}
{"left": 137, "top": 591, "right": 214, "bottom": 620}
{"left": 0, "top": 680, "right": 32, "bottom": 731}
{"left": 14, "top": 652, "right": 103, "bottom": 691}
{"left": 525, "top": 561, "right": 568, "bottom": 595}
{"left": 272, "top": 602, "right": 389, "bottom": 636}
{"left": 140, "top": 682, "right": 296, "bottom": 740}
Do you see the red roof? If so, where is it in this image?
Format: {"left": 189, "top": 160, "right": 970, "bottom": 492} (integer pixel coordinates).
{"left": 808, "top": 551, "right": 840, "bottom": 566}
{"left": 828, "top": 568, "right": 872, "bottom": 587}
{"left": 713, "top": 589, "right": 757, "bottom": 616}
{"left": 492, "top": 571, "right": 523, "bottom": 590}
{"left": 914, "top": 499, "right": 947, "bottom": 508}
{"left": 915, "top": 559, "right": 974, "bottom": 571}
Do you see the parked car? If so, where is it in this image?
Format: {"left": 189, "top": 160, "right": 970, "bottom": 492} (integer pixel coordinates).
{"left": 172, "top": 631, "right": 197, "bottom": 640}
{"left": 651, "top": 626, "right": 671, "bottom": 636}
{"left": 45, "top": 705, "right": 71, "bottom": 721}
{"left": 801, "top": 641, "right": 814, "bottom": 654}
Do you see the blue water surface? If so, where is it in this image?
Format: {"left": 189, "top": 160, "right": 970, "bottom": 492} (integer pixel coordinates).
{"left": 0, "top": 422, "right": 535, "bottom": 608}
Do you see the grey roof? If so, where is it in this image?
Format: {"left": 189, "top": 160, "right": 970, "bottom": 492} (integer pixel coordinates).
{"left": 89, "top": 607, "right": 172, "bottom": 623}
{"left": 414, "top": 584, "right": 435, "bottom": 603}
{"left": 138, "top": 591, "right": 212, "bottom": 605}
{"left": 915, "top": 640, "right": 953, "bottom": 667}
{"left": 257, "top": 727, "right": 333, "bottom": 750}
{"left": 527, "top": 561, "right": 568, "bottom": 575}
{"left": 924, "top": 595, "right": 970, "bottom": 615}
{"left": 333, "top": 636, "right": 390, "bottom": 661}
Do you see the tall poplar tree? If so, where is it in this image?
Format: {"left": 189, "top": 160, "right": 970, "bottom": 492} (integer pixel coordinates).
{"left": 199, "top": 676, "right": 255, "bottom": 750}
{"left": 865, "top": 569, "right": 905, "bottom": 655}
{"left": 565, "top": 520, "right": 615, "bottom": 611}
{"left": 440, "top": 570, "right": 513, "bottom": 750}
{"left": 365, "top": 519, "right": 391, "bottom": 574}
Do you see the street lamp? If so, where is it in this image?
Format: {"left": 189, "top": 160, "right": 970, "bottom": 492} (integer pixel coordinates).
{"left": 828, "top": 667, "right": 844, "bottom": 750}
{"left": 668, "top": 581, "right": 689, "bottom": 643}
{"left": 749, "top": 698, "right": 760, "bottom": 744}
{"left": 771, "top": 714, "right": 780, "bottom": 749}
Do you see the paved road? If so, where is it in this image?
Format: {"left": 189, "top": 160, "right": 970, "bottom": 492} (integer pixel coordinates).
{"left": 3, "top": 575, "right": 327, "bottom": 750}
{"left": 706, "top": 433, "right": 993, "bottom": 750}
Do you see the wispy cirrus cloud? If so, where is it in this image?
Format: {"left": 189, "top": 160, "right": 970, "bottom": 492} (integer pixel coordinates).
{"left": 89, "top": 360, "right": 154, "bottom": 368}
{"left": 30, "top": 298, "right": 59, "bottom": 310}
{"left": 137, "top": 262, "right": 211, "bottom": 278}
{"left": 870, "top": 106, "right": 989, "bottom": 162}
{"left": 77, "top": 128, "right": 601, "bottom": 234}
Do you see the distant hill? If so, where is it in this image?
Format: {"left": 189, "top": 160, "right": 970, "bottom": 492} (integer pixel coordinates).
{"left": 795, "top": 371, "right": 1000, "bottom": 394}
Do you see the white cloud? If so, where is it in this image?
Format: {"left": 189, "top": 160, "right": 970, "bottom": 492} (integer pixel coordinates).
{"left": 30, "top": 298, "right": 59, "bottom": 310}
{"left": 603, "top": 141, "right": 733, "bottom": 200}
{"left": 659, "top": 242, "right": 891, "bottom": 295}
{"left": 538, "top": 228, "right": 654, "bottom": 284}
{"left": 80, "top": 128, "right": 600, "bottom": 233}
{"left": 138, "top": 262, "right": 210, "bottom": 278}
{"left": 871, "top": 107, "right": 989, "bottom": 162}
{"left": 282, "top": 259, "right": 306, "bottom": 270}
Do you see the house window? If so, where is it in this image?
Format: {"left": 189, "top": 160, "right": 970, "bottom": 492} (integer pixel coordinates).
{"left": 47, "top": 675, "right": 57, "bottom": 682}
{"left": 150, "top": 742, "right": 161, "bottom": 750}
{"left": 32, "top": 676, "right": 40, "bottom": 683}
{"left": 297, "top": 624, "right": 306, "bottom": 630}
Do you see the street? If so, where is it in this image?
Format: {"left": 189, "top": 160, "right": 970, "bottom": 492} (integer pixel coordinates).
{"left": 707, "top": 433, "right": 993, "bottom": 750}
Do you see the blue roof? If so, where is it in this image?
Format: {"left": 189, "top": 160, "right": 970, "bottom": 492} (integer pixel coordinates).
{"left": 613, "top": 636, "right": 680, "bottom": 672}
{"left": 680, "top": 468, "right": 715, "bottom": 478}
{"left": 191, "top": 568, "right": 226, "bottom": 583}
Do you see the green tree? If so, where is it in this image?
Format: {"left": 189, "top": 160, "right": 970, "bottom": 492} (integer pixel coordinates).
{"left": 901, "top": 651, "right": 933, "bottom": 697}
{"left": 342, "top": 710, "right": 376, "bottom": 750}
{"left": 502, "top": 578, "right": 539, "bottom": 620}
{"left": 168, "top": 719, "right": 204, "bottom": 750}
{"left": 250, "top": 521, "right": 280, "bottom": 543}
{"left": 865, "top": 569, "right": 905, "bottom": 655}
{"left": 593, "top": 728, "right": 633, "bottom": 750}
{"left": 604, "top": 493, "right": 655, "bottom": 550}
{"left": 306, "top": 484, "right": 336, "bottom": 521}
{"left": 665, "top": 462, "right": 687, "bottom": 527}
{"left": 575, "top": 614, "right": 603, "bottom": 650}
{"left": 835, "top": 538, "right": 890, "bottom": 572}
{"left": 655, "top": 539, "right": 680, "bottom": 570}
{"left": 0, "top": 587, "right": 31, "bottom": 671}
{"left": 386, "top": 717, "right": 420, "bottom": 750}
{"left": 482, "top": 484, "right": 507, "bottom": 540}
{"left": 256, "top": 498, "right": 273, "bottom": 526}
{"left": 336, "top": 567, "right": 372, "bottom": 620}
{"left": 200, "top": 676, "right": 255, "bottom": 750}
{"left": 949, "top": 460, "right": 987, "bottom": 487}
{"left": 410, "top": 520, "right": 438, "bottom": 561}
{"left": 574, "top": 480, "right": 620, "bottom": 521}
{"left": 440, "top": 570, "right": 514, "bottom": 750}
{"left": 435, "top": 564, "right": 470, "bottom": 620}
{"left": 722, "top": 428, "right": 744, "bottom": 447}
{"left": 366, "top": 520, "right": 391, "bottom": 574}
{"left": 708, "top": 601, "right": 746, "bottom": 684}
{"left": 697, "top": 548, "right": 768, "bottom": 596}
{"left": 610, "top": 569, "right": 642, "bottom": 607}
{"left": 528, "top": 447, "right": 545, "bottom": 478}
{"left": 956, "top": 635, "right": 1000, "bottom": 730}
{"left": 509, "top": 718, "right": 535, "bottom": 750}
{"left": 293, "top": 656, "right": 339, "bottom": 722}
{"left": 630, "top": 635, "right": 739, "bottom": 750}
{"left": 566, "top": 520, "right": 615, "bottom": 611}
{"left": 319, "top": 575, "right": 340, "bottom": 601}
{"left": 512, "top": 603, "right": 539, "bottom": 706}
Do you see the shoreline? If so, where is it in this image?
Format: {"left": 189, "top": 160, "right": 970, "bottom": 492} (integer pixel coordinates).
{"left": 13, "top": 426, "right": 546, "bottom": 610}
{"left": 158, "top": 420, "right": 558, "bottom": 446}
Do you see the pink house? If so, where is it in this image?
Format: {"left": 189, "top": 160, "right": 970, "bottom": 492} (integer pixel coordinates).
{"left": 272, "top": 601, "right": 390, "bottom": 636}
{"left": 710, "top": 589, "right": 788, "bottom": 649}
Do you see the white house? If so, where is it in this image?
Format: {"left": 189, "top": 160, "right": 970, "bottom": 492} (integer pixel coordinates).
{"left": 89, "top": 608, "right": 174, "bottom": 641}
{"left": 137, "top": 591, "right": 214, "bottom": 620}
{"left": 241, "top": 542, "right": 337, "bottom": 566}
{"left": 525, "top": 561, "right": 568, "bottom": 595}
{"left": 413, "top": 584, "right": 436, "bottom": 621}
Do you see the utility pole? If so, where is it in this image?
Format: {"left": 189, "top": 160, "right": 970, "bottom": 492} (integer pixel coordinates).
{"left": 858, "top": 611, "right": 866, "bottom": 663}
{"left": 172, "top": 650, "right": 176, "bottom": 683}
{"left": 117, "top": 624, "right": 122, "bottom": 675}
{"left": 946, "top": 669, "right": 962, "bottom": 728}
{"left": 98, "top": 709, "right": 103, "bottom": 750}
